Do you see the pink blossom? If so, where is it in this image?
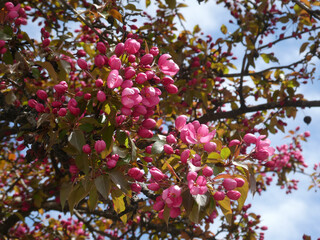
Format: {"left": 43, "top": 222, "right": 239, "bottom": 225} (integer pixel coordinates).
{"left": 142, "top": 118, "right": 156, "bottom": 129}
{"left": 97, "top": 90, "right": 106, "bottom": 102}
{"left": 213, "top": 191, "right": 225, "bottom": 201}
{"left": 153, "top": 196, "right": 165, "bottom": 211}
{"left": 150, "top": 46, "right": 159, "bottom": 56}
{"left": 96, "top": 42, "right": 106, "bottom": 54}
{"left": 136, "top": 72, "right": 148, "bottom": 84}
{"left": 165, "top": 84, "right": 178, "bottom": 94}
{"left": 82, "top": 144, "right": 91, "bottom": 154}
{"left": 95, "top": 140, "right": 106, "bottom": 153}
{"left": 140, "top": 53, "right": 154, "bottom": 65}
{"left": 163, "top": 144, "right": 174, "bottom": 154}
{"left": 158, "top": 54, "right": 179, "bottom": 76}
{"left": 128, "top": 167, "right": 144, "bottom": 181}
{"left": 54, "top": 81, "right": 68, "bottom": 94}
{"left": 77, "top": 58, "right": 88, "bottom": 70}
{"left": 108, "top": 55, "right": 121, "bottom": 70}
{"left": 133, "top": 105, "right": 147, "bottom": 116}
{"left": 191, "top": 154, "right": 201, "bottom": 166}
{"left": 148, "top": 182, "right": 160, "bottom": 191}
{"left": 180, "top": 149, "right": 190, "bottom": 164}
{"left": 35, "top": 103, "right": 45, "bottom": 112}
{"left": 121, "top": 80, "right": 133, "bottom": 88}
{"left": 107, "top": 70, "right": 123, "bottom": 89}
{"left": 166, "top": 134, "right": 177, "bottom": 144}
{"left": 58, "top": 108, "right": 67, "bottom": 116}
{"left": 223, "top": 178, "right": 237, "bottom": 191}
{"left": 234, "top": 178, "right": 245, "bottom": 187}
{"left": 137, "top": 128, "right": 153, "bottom": 138}
{"left": 95, "top": 55, "right": 105, "bottom": 68}
{"left": 0, "top": 40, "right": 5, "bottom": 48}
{"left": 227, "top": 190, "right": 241, "bottom": 200}
{"left": 254, "top": 136, "right": 275, "bottom": 161}
{"left": 204, "top": 142, "right": 217, "bottom": 153}
{"left": 188, "top": 173, "right": 207, "bottom": 195}
{"left": 229, "top": 139, "right": 240, "bottom": 147}
{"left": 175, "top": 115, "right": 187, "bottom": 131}
{"left": 95, "top": 78, "right": 103, "bottom": 87}
{"left": 115, "top": 42, "right": 125, "bottom": 56}
{"left": 131, "top": 183, "right": 142, "bottom": 193}
{"left": 146, "top": 70, "right": 155, "bottom": 80}
{"left": 28, "top": 99, "right": 37, "bottom": 108}
{"left": 180, "top": 122, "right": 215, "bottom": 145}
{"left": 124, "top": 67, "right": 136, "bottom": 79}
{"left": 162, "top": 185, "right": 182, "bottom": 208}
{"left": 170, "top": 207, "right": 181, "bottom": 218}
{"left": 124, "top": 38, "right": 140, "bottom": 54}
{"left": 150, "top": 167, "right": 166, "bottom": 181}
{"left": 141, "top": 87, "right": 161, "bottom": 108}
{"left": 121, "top": 87, "right": 142, "bottom": 108}
{"left": 243, "top": 133, "right": 257, "bottom": 144}
{"left": 202, "top": 166, "right": 213, "bottom": 177}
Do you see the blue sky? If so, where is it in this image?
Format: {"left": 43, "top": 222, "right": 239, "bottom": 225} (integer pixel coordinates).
{"left": 21, "top": 1, "right": 320, "bottom": 239}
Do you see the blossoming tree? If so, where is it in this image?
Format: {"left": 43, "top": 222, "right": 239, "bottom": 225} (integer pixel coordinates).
{"left": 0, "top": 0, "right": 319, "bottom": 239}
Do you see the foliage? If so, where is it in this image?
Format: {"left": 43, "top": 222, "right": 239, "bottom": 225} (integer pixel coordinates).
{"left": 0, "top": 0, "right": 320, "bottom": 239}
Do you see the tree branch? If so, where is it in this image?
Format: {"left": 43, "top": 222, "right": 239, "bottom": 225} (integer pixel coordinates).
{"left": 197, "top": 100, "right": 320, "bottom": 123}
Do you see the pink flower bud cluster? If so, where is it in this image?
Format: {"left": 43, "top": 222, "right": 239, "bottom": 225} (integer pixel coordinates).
{"left": 243, "top": 133, "right": 275, "bottom": 161}
{"left": 5, "top": 2, "right": 28, "bottom": 25}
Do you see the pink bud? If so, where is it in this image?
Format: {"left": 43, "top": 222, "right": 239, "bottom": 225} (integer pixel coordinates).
{"left": 180, "top": 149, "right": 190, "bottom": 164}
{"left": 150, "top": 46, "right": 159, "bottom": 56}
{"left": 128, "top": 167, "right": 144, "bottom": 181}
{"left": 96, "top": 42, "right": 106, "bottom": 54}
{"left": 107, "top": 159, "right": 117, "bottom": 169}
{"left": 202, "top": 166, "right": 213, "bottom": 177}
{"left": 166, "top": 84, "right": 178, "bottom": 94}
{"left": 95, "top": 140, "right": 106, "bottom": 153}
{"left": 135, "top": 72, "right": 147, "bottom": 84}
{"left": 142, "top": 118, "right": 156, "bottom": 129}
{"left": 42, "top": 38, "right": 50, "bottom": 47}
{"left": 137, "top": 128, "right": 153, "bottom": 138}
{"left": 131, "top": 183, "right": 142, "bottom": 193}
{"left": 163, "top": 144, "right": 174, "bottom": 154}
{"left": 36, "top": 90, "right": 47, "bottom": 100}
{"left": 229, "top": 139, "right": 240, "bottom": 147}
{"left": 148, "top": 183, "right": 160, "bottom": 191}
{"left": 144, "top": 156, "right": 153, "bottom": 163}
{"left": 54, "top": 81, "right": 68, "bottom": 94}
{"left": 166, "top": 134, "right": 177, "bottom": 144}
{"left": 170, "top": 207, "right": 181, "bottom": 218}
{"left": 58, "top": 108, "right": 67, "bottom": 116}
{"left": 124, "top": 67, "right": 136, "bottom": 79}
{"left": 121, "top": 80, "right": 133, "bottom": 88}
{"left": 153, "top": 197, "right": 165, "bottom": 211}
{"left": 82, "top": 144, "right": 91, "bottom": 154}
{"left": 243, "top": 133, "right": 257, "bottom": 144}
{"left": 162, "top": 76, "right": 174, "bottom": 85}
{"left": 150, "top": 167, "right": 166, "bottom": 181}
{"left": 84, "top": 93, "right": 91, "bottom": 100}
{"left": 97, "top": 90, "right": 106, "bottom": 102}
{"left": 52, "top": 101, "right": 62, "bottom": 108}
{"left": 213, "top": 191, "right": 225, "bottom": 201}
{"left": 95, "top": 78, "right": 104, "bottom": 87}
{"left": 204, "top": 142, "right": 217, "bottom": 153}
{"left": 175, "top": 115, "right": 187, "bottom": 131}
{"left": 226, "top": 190, "right": 241, "bottom": 200}
{"left": 108, "top": 55, "right": 121, "bottom": 70}
{"left": 128, "top": 54, "right": 136, "bottom": 63}
{"left": 77, "top": 59, "right": 88, "bottom": 70}
{"left": 35, "top": 103, "right": 45, "bottom": 112}
{"left": 124, "top": 38, "right": 140, "bottom": 54}
{"left": 223, "top": 178, "right": 237, "bottom": 191}
{"left": 5, "top": 2, "right": 15, "bottom": 10}
{"left": 28, "top": 99, "right": 37, "bottom": 108}
{"left": 187, "top": 171, "right": 197, "bottom": 181}
{"left": 114, "top": 42, "right": 125, "bottom": 56}
{"left": 140, "top": 53, "right": 154, "bottom": 65}
{"left": 234, "top": 178, "right": 245, "bottom": 188}
{"left": 261, "top": 226, "right": 268, "bottom": 231}
{"left": 94, "top": 54, "right": 105, "bottom": 68}
{"left": 0, "top": 40, "right": 5, "bottom": 48}
{"left": 77, "top": 50, "right": 86, "bottom": 57}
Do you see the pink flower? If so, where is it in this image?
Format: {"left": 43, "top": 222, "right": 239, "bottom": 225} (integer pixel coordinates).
{"left": 188, "top": 173, "right": 207, "bottom": 195}
{"left": 108, "top": 55, "right": 121, "bottom": 70}
{"left": 180, "top": 149, "right": 190, "bottom": 164}
{"left": 170, "top": 207, "right": 181, "bottom": 218}
{"left": 128, "top": 167, "right": 144, "bottom": 181}
{"left": 223, "top": 178, "right": 237, "bottom": 191}
{"left": 54, "top": 81, "right": 68, "bottom": 94}
{"left": 180, "top": 122, "right": 215, "bottom": 145}
{"left": 115, "top": 42, "right": 125, "bottom": 56}
{"left": 142, "top": 118, "right": 156, "bottom": 129}
{"left": 96, "top": 42, "right": 106, "bottom": 54}
{"left": 97, "top": 90, "right": 106, "bottom": 102}
{"left": 153, "top": 196, "right": 165, "bottom": 211}
{"left": 254, "top": 136, "right": 275, "bottom": 161}
{"left": 137, "top": 128, "right": 153, "bottom": 138}
{"left": 226, "top": 190, "right": 241, "bottom": 200}
{"left": 162, "top": 185, "right": 182, "bottom": 208}
{"left": 140, "top": 53, "right": 154, "bottom": 65}
{"left": 82, "top": 144, "right": 91, "bottom": 154}
{"left": 229, "top": 139, "right": 240, "bottom": 147}
{"left": 107, "top": 70, "right": 123, "bottom": 89}
{"left": 95, "top": 54, "right": 105, "bottom": 68}
{"left": 204, "top": 142, "right": 217, "bottom": 153}
{"left": 191, "top": 154, "right": 201, "bottom": 166}
{"left": 131, "top": 183, "right": 142, "bottom": 193}
{"left": 158, "top": 54, "right": 179, "bottom": 76}
{"left": 213, "top": 191, "right": 225, "bottom": 201}
{"left": 136, "top": 72, "right": 148, "bottom": 84}
{"left": 202, "top": 166, "right": 213, "bottom": 177}
{"left": 243, "top": 133, "right": 257, "bottom": 144}
{"left": 150, "top": 167, "right": 166, "bottom": 181}
{"left": 163, "top": 144, "right": 174, "bottom": 154}
{"left": 150, "top": 46, "right": 159, "bottom": 56}
{"left": 166, "top": 134, "right": 177, "bottom": 144}
{"left": 124, "top": 38, "right": 140, "bottom": 54}
{"left": 141, "top": 87, "right": 161, "bottom": 108}
{"left": 148, "top": 182, "right": 160, "bottom": 191}
{"left": 58, "top": 108, "right": 67, "bottom": 116}
{"left": 166, "top": 84, "right": 178, "bottom": 94}
{"left": 28, "top": 99, "right": 37, "bottom": 108}
{"left": 121, "top": 87, "right": 142, "bottom": 108}
{"left": 234, "top": 178, "right": 245, "bottom": 187}
{"left": 77, "top": 58, "right": 88, "bottom": 70}
{"left": 95, "top": 140, "right": 106, "bottom": 153}
{"left": 95, "top": 78, "right": 104, "bottom": 87}
{"left": 124, "top": 67, "right": 136, "bottom": 79}
{"left": 175, "top": 115, "right": 188, "bottom": 131}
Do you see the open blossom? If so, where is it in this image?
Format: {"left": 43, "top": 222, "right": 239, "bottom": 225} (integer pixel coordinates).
{"left": 179, "top": 121, "right": 216, "bottom": 145}
{"left": 121, "top": 87, "right": 142, "bottom": 108}
{"left": 124, "top": 38, "right": 140, "bottom": 54}
{"left": 187, "top": 172, "right": 208, "bottom": 195}
{"left": 141, "top": 87, "right": 161, "bottom": 108}
{"left": 107, "top": 70, "right": 123, "bottom": 89}
{"left": 254, "top": 135, "right": 275, "bottom": 161}
{"left": 162, "top": 185, "right": 182, "bottom": 208}
{"left": 158, "top": 54, "right": 179, "bottom": 76}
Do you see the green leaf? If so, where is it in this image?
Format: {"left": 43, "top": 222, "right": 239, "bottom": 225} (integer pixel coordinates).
{"left": 111, "top": 189, "right": 127, "bottom": 223}
{"left": 88, "top": 186, "right": 98, "bottom": 211}
{"left": 151, "top": 140, "right": 165, "bottom": 154}
{"left": 101, "top": 124, "right": 115, "bottom": 150}
{"left": 68, "top": 130, "right": 86, "bottom": 153}
{"left": 300, "top": 42, "right": 309, "bottom": 53}
{"left": 109, "top": 171, "right": 129, "bottom": 195}
{"left": 220, "top": 24, "right": 227, "bottom": 34}
{"left": 79, "top": 123, "right": 94, "bottom": 132}
{"left": 261, "top": 53, "right": 270, "bottom": 63}
{"left": 75, "top": 153, "right": 89, "bottom": 174}
{"left": 163, "top": 205, "right": 171, "bottom": 225}
{"left": 165, "top": 0, "right": 176, "bottom": 9}
{"left": 112, "top": 145, "right": 128, "bottom": 158}
{"left": 189, "top": 202, "right": 200, "bottom": 223}
{"left": 3, "top": 51, "right": 13, "bottom": 64}
{"left": 220, "top": 147, "right": 231, "bottom": 159}
{"left": 5, "top": 91, "right": 16, "bottom": 105}
{"left": 146, "top": 0, "right": 151, "bottom": 7}
{"left": 219, "top": 197, "right": 232, "bottom": 224}
{"left": 236, "top": 177, "right": 249, "bottom": 211}
{"left": 68, "top": 183, "right": 88, "bottom": 215}
{"left": 94, "top": 175, "right": 111, "bottom": 200}
{"left": 129, "top": 136, "right": 137, "bottom": 161}
{"left": 182, "top": 190, "right": 194, "bottom": 216}
{"left": 0, "top": 30, "right": 11, "bottom": 40}
{"left": 35, "top": 61, "right": 58, "bottom": 83}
